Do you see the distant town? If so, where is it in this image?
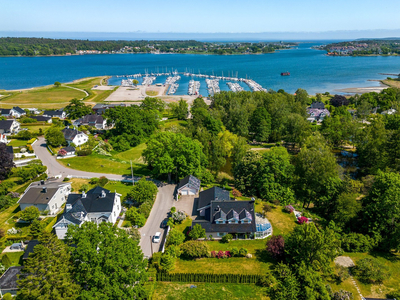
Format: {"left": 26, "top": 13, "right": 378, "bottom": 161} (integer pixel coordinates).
{"left": 314, "top": 39, "right": 400, "bottom": 56}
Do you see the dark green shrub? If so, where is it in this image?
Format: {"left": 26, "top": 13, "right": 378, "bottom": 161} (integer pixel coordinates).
{"left": 170, "top": 207, "right": 176, "bottom": 213}
{"left": 166, "top": 229, "right": 185, "bottom": 246}
{"left": 1, "top": 254, "right": 11, "bottom": 268}
{"left": 2, "top": 293, "right": 12, "bottom": 300}
{"left": 89, "top": 177, "right": 99, "bottom": 184}
{"left": 221, "top": 234, "right": 233, "bottom": 243}
{"left": 354, "top": 258, "right": 389, "bottom": 284}
{"left": 160, "top": 253, "right": 176, "bottom": 273}
{"left": 230, "top": 247, "right": 239, "bottom": 257}
{"left": 341, "top": 233, "right": 376, "bottom": 252}
{"left": 188, "top": 224, "right": 206, "bottom": 240}
{"left": 76, "top": 149, "right": 92, "bottom": 156}
{"left": 98, "top": 176, "right": 108, "bottom": 187}
{"left": 239, "top": 248, "right": 248, "bottom": 257}
{"left": 180, "top": 241, "right": 209, "bottom": 258}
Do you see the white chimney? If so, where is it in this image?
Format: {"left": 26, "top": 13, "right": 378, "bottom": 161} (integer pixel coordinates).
{"left": 82, "top": 191, "right": 86, "bottom": 198}
{"left": 101, "top": 190, "right": 106, "bottom": 198}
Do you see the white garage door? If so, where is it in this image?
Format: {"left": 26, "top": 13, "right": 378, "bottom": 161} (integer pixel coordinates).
{"left": 181, "top": 189, "right": 188, "bottom": 195}
{"left": 188, "top": 189, "right": 196, "bottom": 195}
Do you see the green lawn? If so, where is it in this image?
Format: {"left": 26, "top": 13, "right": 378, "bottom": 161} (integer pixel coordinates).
{"left": 152, "top": 282, "right": 269, "bottom": 300}
{"left": 265, "top": 206, "right": 297, "bottom": 236}
{"left": 21, "top": 124, "right": 51, "bottom": 133}
{"left": 0, "top": 204, "right": 20, "bottom": 228}
{"left": 161, "top": 119, "right": 188, "bottom": 132}
{"left": 8, "top": 139, "right": 28, "bottom": 147}
{"left": 59, "top": 153, "right": 150, "bottom": 176}
{"left": 114, "top": 143, "right": 147, "bottom": 163}
{"left": 1, "top": 86, "right": 85, "bottom": 109}
{"left": 204, "top": 239, "right": 268, "bottom": 256}
{"left": 65, "top": 76, "right": 117, "bottom": 103}
{"left": 346, "top": 252, "right": 400, "bottom": 298}
{"left": 0, "top": 252, "right": 24, "bottom": 267}
{"left": 69, "top": 178, "right": 133, "bottom": 199}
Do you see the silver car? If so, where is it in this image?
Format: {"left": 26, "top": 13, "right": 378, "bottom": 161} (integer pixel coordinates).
{"left": 153, "top": 232, "right": 161, "bottom": 243}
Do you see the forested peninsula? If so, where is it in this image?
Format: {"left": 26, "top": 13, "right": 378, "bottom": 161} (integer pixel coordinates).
{"left": 0, "top": 37, "right": 295, "bottom": 56}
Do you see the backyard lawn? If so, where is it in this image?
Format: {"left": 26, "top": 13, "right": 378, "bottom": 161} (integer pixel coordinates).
{"left": 152, "top": 282, "right": 269, "bottom": 300}
{"left": 69, "top": 178, "right": 134, "bottom": 199}
{"left": 8, "top": 139, "right": 28, "bottom": 147}
{"left": 59, "top": 153, "right": 150, "bottom": 176}
{"left": 346, "top": 252, "right": 400, "bottom": 298}
{"left": 265, "top": 205, "right": 297, "bottom": 236}
{"left": 0, "top": 252, "right": 24, "bottom": 267}
{"left": 114, "top": 143, "right": 147, "bottom": 163}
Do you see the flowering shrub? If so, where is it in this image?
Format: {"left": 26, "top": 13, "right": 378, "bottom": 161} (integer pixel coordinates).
{"left": 213, "top": 251, "right": 231, "bottom": 259}
{"left": 298, "top": 216, "right": 309, "bottom": 224}
{"left": 171, "top": 211, "right": 186, "bottom": 223}
{"left": 58, "top": 149, "right": 67, "bottom": 156}
{"left": 285, "top": 205, "right": 294, "bottom": 213}
{"left": 232, "top": 189, "right": 242, "bottom": 198}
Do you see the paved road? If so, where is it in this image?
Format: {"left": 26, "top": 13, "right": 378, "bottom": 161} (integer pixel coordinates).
{"left": 33, "top": 136, "right": 176, "bottom": 257}
{"left": 139, "top": 184, "right": 176, "bottom": 258}
{"left": 32, "top": 137, "right": 130, "bottom": 180}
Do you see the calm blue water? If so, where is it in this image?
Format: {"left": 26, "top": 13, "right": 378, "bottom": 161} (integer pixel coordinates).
{"left": 1, "top": 42, "right": 400, "bottom": 94}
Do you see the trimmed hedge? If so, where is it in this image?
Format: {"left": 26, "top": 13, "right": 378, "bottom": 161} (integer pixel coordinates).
{"left": 156, "top": 272, "right": 262, "bottom": 284}
{"left": 44, "top": 217, "right": 57, "bottom": 232}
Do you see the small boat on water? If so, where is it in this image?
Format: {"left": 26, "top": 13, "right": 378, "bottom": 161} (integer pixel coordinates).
{"left": 281, "top": 72, "right": 290, "bottom": 76}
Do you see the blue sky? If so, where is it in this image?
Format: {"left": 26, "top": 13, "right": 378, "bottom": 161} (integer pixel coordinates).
{"left": 1, "top": 0, "right": 399, "bottom": 33}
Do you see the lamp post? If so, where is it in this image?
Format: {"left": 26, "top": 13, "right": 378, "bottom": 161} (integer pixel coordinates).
{"left": 150, "top": 235, "right": 153, "bottom": 256}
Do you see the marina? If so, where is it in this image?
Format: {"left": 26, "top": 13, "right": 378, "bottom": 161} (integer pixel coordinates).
{"left": 226, "top": 82, "right": 244, "bottom": 92}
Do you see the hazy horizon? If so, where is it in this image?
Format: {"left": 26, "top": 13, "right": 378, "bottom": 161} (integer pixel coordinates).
{"left": 1, "top": 29, "right": 400, "bottom": 41}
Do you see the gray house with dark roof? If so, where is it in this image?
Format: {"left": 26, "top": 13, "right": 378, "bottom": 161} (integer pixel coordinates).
{"left": 43, "top": 109, "right": 66, "bottom": 119}
{"left": 74, "top": 114, "right": 107, "bottom": 129}
{"left": 53, "top": 186, "right": 121, "bottom": 239}
{"left": 0, "top": 266, "right": 23, "bottom": 297}
{"left": 18, "top": 180, "right": 71, "bottom": 215}
{"left": 193, "top": 187, "right": 258, "bottom": 238}
{"left": 62, "top": 127, "right": 88, "bottom": 146}
{"left": 177, "top": 175, "right": 201, "bottom": 197}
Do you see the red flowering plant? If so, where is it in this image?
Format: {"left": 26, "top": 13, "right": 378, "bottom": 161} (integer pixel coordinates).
{"left": 224, "top": 251, "right": 231, "bottom": 258}
{"left": 298, "top": 216, "right": 309, "bottom": 224}
{"left": 58, "top": 149, "right": 67, "bottom": 156}
{"left": 232, "top": 189, "right": 242, "bottom": 198}
{"left": 211, "top": 251, "right": 217, "bottom": 258}
{"left": 285, "top": 205, "right": 294, "bottom": 213}
{"left": 217, "top": 251, "right": 225, "bottom": 259}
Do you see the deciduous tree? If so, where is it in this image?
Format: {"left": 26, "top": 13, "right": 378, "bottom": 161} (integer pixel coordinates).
{"left": 0, "top": 143, "right": 15, "bottom": 180}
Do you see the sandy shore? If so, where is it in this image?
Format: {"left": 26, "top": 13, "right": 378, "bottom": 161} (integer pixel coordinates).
{"left": 335, "top": 81, "right": 389, "bottom": 94}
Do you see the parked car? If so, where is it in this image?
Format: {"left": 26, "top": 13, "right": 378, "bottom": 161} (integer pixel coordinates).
{"left": 160, "top": 218, "right": 168, "bottom": 228}
{"left": 153, "top": 232, "right": 162, "bottom": 243}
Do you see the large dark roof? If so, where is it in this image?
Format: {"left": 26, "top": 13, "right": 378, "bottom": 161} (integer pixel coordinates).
{"left": 310, "top": 101, "right": 325, "bottom": 109}
{"left": 62, "top": 128, "right": 82, "bottom": 141}
{"left": 198, "top": 186, "right": 230, "bottom": 209}
{"left": 92, "top": 103, "right": 126, "bottom": 114}
{"left": 30, "top": 116, "right": 51, "bottom": 122}
{"left": 18, "top": 181, "right": 69, "bottom": 205}
{"left": 78, "top": 114, "right": 104, "bottom": 125}
{"left": 44, "top": 109, "right": 63, "bottom": 116}
{"left": 23, "top": 240, "right": 40, "bottom": 260}
{"left": 0, "top": 109, "right": 11, "bottom": 115}
{"left": 178, "top": 175, "right": 201, "bottom": 191}
{"left": 67, "top": 186, "right": 115, "bottom": 213}
{"left": 13, "top": 106, "right": 25, "bottom": 114}
{"left": 62, "top": 146, "right": 76, "bottom": 152}
{"left": 0, "top": 120, "right": 14, "bottom": 130}
{"left": 193, "top": 200, "right": 256, "bottom": 233}
{"left": 0, "top": 266, "right": 23, "bottom": 290}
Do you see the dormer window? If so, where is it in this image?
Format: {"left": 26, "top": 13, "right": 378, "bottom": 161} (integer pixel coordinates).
{"left": 215, "top": 219, "right": 225, "bottom": 224}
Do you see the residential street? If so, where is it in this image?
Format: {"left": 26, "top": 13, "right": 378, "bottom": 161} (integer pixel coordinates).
{"left": 32, "top": 136, "right": 176, "bottom": 257}
{"left": 139, "top": 184, "right": 176, "bottom": 258}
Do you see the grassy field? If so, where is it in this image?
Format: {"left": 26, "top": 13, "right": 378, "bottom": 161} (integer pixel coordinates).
{"left": 382, "top": 79, "right": 400, "bottom": 89}
{"left": 347, "top": 252, "right": 400, "bottom": 298}
{"left": 21, "top": 124, "right": 51, "bottom": 133}
{"left": 8, "top": 139, "right": 28, "bottom": 147}
{"left": 146, "top": 90, "right": 158, "bottom": 96}
{"left": 114, "top": 143, "right": 147, "bottom": 163}
{"left": 0, "top": 86, "right": 85, "bottom": 109}
{"left": 69, "top": 178, "right": 134, "bottom": 199}
{"left": 161, "top": 119, "right": 188, "bottom": 132}
{"left": 265, "top": 206, "right": 297, "bottom": 236}
{"left": 59, "top": 153, "right": 150, "bottom": 176}
{"left": 65, "top": 76, "right": 117, "bottom": 103}
{"left": 0, "top": 252, "right": 24, "bottom": 267}
{"left": 153, "top": 282, "right": 269, "bottom": 300}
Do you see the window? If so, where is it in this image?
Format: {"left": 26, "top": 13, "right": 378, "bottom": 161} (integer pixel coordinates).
{"left": 242, "top": 219, "right": 250, "bottom": 224}
{"left": 55, "top": 203, "right": 57, "bottom": 209}
{"left": 216, "top": 220, "right": 225, "bottom": 224}
{"left": 217, "top": 232, "right": 226, "bottom": 237}
{"left": 91, "top": 218, "right": 96, "bottom": 222}
{"left": 228, "top": 220, "right": 238, "bottom": 224}
{"left": 114, "top": 212, "right": 116, "bottom": 217}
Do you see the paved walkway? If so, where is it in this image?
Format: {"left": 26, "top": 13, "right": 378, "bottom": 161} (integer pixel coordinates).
{"left": 62, "top": 85, "right": 89, "bottom": 99}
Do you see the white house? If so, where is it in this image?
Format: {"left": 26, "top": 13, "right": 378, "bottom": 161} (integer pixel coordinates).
{"left": 53, "top": 186, "right": 122, "bottom": 239}
{"left": 61, "top": 127, "right": 88, "bottom": 146}
{"left": 11, "top": 107, "right": 26, "bottom": 118}
{"left": 18, "top": 180, "right": 72, "bottom": 215}
{"left": 177, "top": 175, "right": 201, "bottom": 196}
{"left": 0, "top": 120, "right": 20, "bottom": 135}
{"left": 0, "top": 134, "right": 8, "bottom": 144}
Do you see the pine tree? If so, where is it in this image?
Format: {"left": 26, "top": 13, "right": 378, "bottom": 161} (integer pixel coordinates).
{"left": 29, "top": 219, "right": 45, "bottom": 238}
{"left": 17, "top": 233, "right": 80, "bottom": 299}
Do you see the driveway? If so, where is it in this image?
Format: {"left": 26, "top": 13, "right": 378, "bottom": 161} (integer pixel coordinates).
{"left": 33, "top": 136, "right": 176, "bottom": 257}
{"left": 139, "top": 184, "right": 176, "bottom": 258}
{"left": 175, "top": 195, "right": 197, "bottom": 218}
